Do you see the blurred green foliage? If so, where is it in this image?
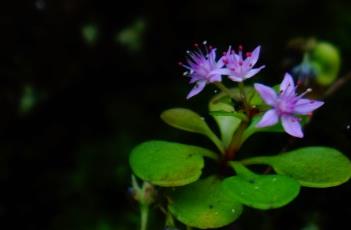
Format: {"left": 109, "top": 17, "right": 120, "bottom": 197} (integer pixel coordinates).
{"left": 116, "top": 19, "right": 145, "bottom": 52}
{"left": 19, "top": 85, "right": 37, "bottom": 114}
{"left": 82, "top": 24, "right": 99, "bottom": 45}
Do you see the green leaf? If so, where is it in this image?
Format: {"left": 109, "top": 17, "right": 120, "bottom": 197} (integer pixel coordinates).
{"left": 130, "top": 141, "right": 217, "bottom": 187}
{"left": 19, "top": 85, "right": 38, "bottom": 114}
{"left": 209, "top": 97, "right": 241, "bottom": 148}
{"left": 241, "top": 147, "right": 351, "bottom": 188}
{"left": 241, "top": 115, "right": 284, "bottom": 143}
{"left": 311, "top": 42, "right": 340, "bottom": 86}
{"left": 82, "top": 24, "right": 98, "bottom": 45}
{"left": 161, "top": 108, "right": 224, "bottom": 152}
{"left": 211, "top": 86, "right": 263, "bottom": 107}
{"left": 168, "top": 176, "right": 243, "bottom": 229}
{"left": 222, "top": 162, "right": 300, "bottom": 210}
{"left": 116, "top": 18, "right": 145, "bottom": 52}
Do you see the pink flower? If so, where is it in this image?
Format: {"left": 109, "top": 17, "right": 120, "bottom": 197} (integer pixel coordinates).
{"left": 223, "top": 45, "right": 265, "bottom": 82}
{"left": 179, "top": 42, "right": 228, "bottom": 99}
{"left": 254, "top": 73, "right": 324, "bottom": 138}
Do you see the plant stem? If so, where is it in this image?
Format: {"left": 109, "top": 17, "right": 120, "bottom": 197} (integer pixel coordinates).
{"left": 228, "top": 161, "right": 257, "bottom": 177}
{"left": 208, "top": 132, "right": 225, "bottom": 155}
{"left": 140, "top": 204, "right": 149, "bottom": 230}
{"left": 198, "top": 147, "right": 220, "bottom": 160}
{"left": 214, "top": 82, "right": 235, "bottom": 100}
{"left": 226, "top": 121, "right": 247, "bottom": 160}
{"left": 238, "top": 82, "right": 250, "bottom": 114}
{"left": 240, "top": 156, "right": 271, "bottom": 165}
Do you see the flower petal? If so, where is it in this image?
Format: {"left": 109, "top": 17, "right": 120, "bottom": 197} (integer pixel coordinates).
{"left": 228, "top": 75, "right": 244, "bottom": 82}
{"left": 248, "top": 45, "right": 261, "bottom": 66}
{"left": 280, "top": 73, "right": 295, "bottom": 95}
{"left": 208, "top": 49, "right": 217, "bottom": 65}
{"left": 189, "top": 73, "right": 202, "bottom": 83}
{"left": 256, "top": 109, "right": 279, "bottom": 128}
{"left": 244, "top": 65, "right": 265, "bottom": 79}
{"left": 209, "top": 68, "right": 232, "bottom": 76}
{"left": 254, "top": 83, "right": 277, "bottom": 106}
{"left": 281, "top": 115, "right": 303, "bottom": 138}
{"left": 216, "top": 55, "right": 226, "bottom": 68}
{"left": 186, "top": 81, "right": 207, "bottom": 99}
{"left": 208, "top": 74, "right": 222, "bottom": 83}
{"left": 294, "top": 99, "right": 324, "bottom": 115}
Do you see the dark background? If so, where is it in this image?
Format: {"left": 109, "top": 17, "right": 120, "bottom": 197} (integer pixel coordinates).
{"left": 1, "top": 0, "right": 351, "bottom": 229}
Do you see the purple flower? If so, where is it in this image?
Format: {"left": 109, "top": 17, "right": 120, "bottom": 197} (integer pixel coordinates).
{"left": 254, "top": 73, "right": 324, "bottom": 138}
{"left": 223, "top": 45, "right": 265, "bottom": 82}
{"left": 179, "top": 42, "right": 228, "bottom": 99}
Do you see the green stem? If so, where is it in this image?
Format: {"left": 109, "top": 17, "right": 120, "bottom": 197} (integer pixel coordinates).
{"left": 132, "top": 175, "right": 141, "bottom": 193}
{"left": 207, "top": 133, "right": 225, "bottom": 155}
{"left": 165, "top": 213, "right": 175, "bottom": 228}
{"left": 239, "top": 126, "right": 255, "bottom": 146}
{"left": 214, "top": 82, "right": 236, "bottom": 100}
{"left": 226, "top": 120, "right": 248, "bottom": 160}
{"left": 140, "top": 205, "right": 149, "bottom": 230}
{"left": 240, "top": 156, "right": 271, "bottom": 165}
{"left": 228, "top": 161, "right": 256, "bottom": 177}
{"left": 198, "top": 147, "right": 219, "bottom": 160}
{"left": 238, "top": 82, "right": 250, "bottom": 114}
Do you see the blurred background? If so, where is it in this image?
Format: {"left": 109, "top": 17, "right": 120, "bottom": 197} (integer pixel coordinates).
{"left": 1, "top": 0, "right": 351, "bottom": 229}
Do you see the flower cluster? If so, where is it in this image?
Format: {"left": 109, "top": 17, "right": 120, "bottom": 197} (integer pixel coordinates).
{"left": 179, "top": 42, "right": 324, "bottom": 138}
{"left": 179, "top": 42, "right": 264, "bottom": 99}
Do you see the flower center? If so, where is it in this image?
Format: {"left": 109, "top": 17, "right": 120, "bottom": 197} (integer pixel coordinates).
{"left": 276, "top": 98, "right": 295, "bottom": 114}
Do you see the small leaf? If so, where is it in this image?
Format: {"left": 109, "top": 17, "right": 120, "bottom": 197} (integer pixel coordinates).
{"left": 241, "top": 115, "right": 284, "bottom": 143}
{"left": 209, "top": 97, "right": 241, "bottom": 148}
{"left": 209, "top": 96, "right": 234, "bottom": 112}
{"left": 161, "top": 108, "right": 213, "bottom": 135}
{"left": 19, "top": 85, "right": 38, "bottom": 114}
{"left": 161, "top": 108, "right": 224, "bottom": 152}
{"left": 82, "top": 24, "right": 98, "bottom": 45}
{"left": 116, "top": 18, "right": 145, "bottom": 52}
{"left": 130, "top": 141, "right": 217, "bottom": 187}
{"left": 242, "top": 147, "right": 351, "bottom": 188}
{"left": 168, "top": 176, "right": 243, "bottom": 229}
{"left": 311, "top": 42, "right": 340, "bottom": 86}
{"left": 222, "top": 163, "right": 300, "bottom": 210}
{"left": 211, "top": 86, "right": 263, "bottom": 107}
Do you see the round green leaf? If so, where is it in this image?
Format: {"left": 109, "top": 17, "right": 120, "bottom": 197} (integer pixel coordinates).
{"left": 130, "top": 141, "right": 217, "bottom": 187}
{"left": 161, "top": 108, "right": 224, "bottom": 152}
{"left": 271, "top": 147, "right": 351, "bottom": 187}
{"left": 168, "top": 176, "right": 243, "bottom": 229}
{"left": 222, "top": 163, "right": 300, "bottom": 210}
{"left": 311, "top": 42, "right": 340, "bottom": 86}
{"left": 161, "top": 108, "right": 214, "bottom": 135}
{"left": 242, "top": 147, "right": 351, "bottom": 188}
